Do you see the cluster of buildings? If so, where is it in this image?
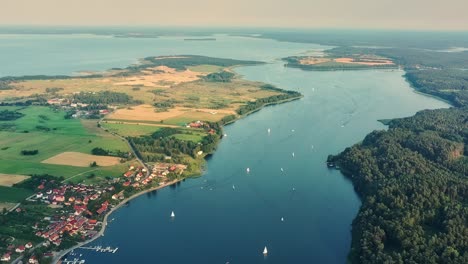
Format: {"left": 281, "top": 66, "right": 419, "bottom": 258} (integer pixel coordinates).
{"left": 0, "top": 162, "right": 189, "bottom": 263}
{"left": 1, "top": 243, "right": 34, "bottom": 262}
{"left": 46, "top": 97, "right": 115, "bottom": 119}
{"left": 35, "top": 214, "right": 99, "bottom": 247}
{"left": 152, "top": 163, "right": 187, "bottom": 181}
{"left": 32, "top": 183, "right": 115, "bottom": 209}
{"left": 121, "top": 163, "right": 187, "bottom": 189}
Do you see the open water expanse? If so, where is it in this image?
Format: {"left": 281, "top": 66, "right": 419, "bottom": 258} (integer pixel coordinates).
{"left": 0, "top": 33, "right": 449, "bottom": 263}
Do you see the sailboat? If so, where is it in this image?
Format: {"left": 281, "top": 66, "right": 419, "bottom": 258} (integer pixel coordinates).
{"left": 292, "top": 152, "right": 295, "bottom": 158}
{"left": 281, "top": 217, "right": 284, "bottom": 222}
{"left": 280, "top": 168, "right": 284, "bottom": 172}
{"left": 246, "top": 167, "right": 250, "bottom": 173}
{"left": 232, "top": 185, "right": 236, "bottom": 190}
{"left": 267, "top": 128, "right": 271, "bottom": 134}
{"left": 263, "top": 246, "right": 268, "bottom": 255}
{"left": 171, "top": 211, "right": 175, "bottom": 218}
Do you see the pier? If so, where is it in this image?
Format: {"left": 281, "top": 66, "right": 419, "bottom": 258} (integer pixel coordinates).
{"left": 62, "top": 258, "right": 86, "bottom": 264}
{"left": 78, "top": 246, "right": 119, "bottom": 253}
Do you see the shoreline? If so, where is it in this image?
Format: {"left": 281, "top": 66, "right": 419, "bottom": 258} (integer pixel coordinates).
{"left": 52, "top": 94, "right": 302, "bottom": 263}
{"left": 52, "top": 178, "right": 182, "bottom": 263}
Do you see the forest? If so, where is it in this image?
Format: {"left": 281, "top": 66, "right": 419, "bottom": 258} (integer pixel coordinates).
{"left": 71, "top": 91, "right": 133, "bottom": 105}
{"left": 129, "top": 127, "right": 221, "bottom": 163}
{"left": 236, "top": 90, "right": 301, "bottom": 115}
{"left": 328, "top": 107, "right": 468, "bottom": 263}
{"left": 202, "top": 71, "right": 235, "bottom": 82}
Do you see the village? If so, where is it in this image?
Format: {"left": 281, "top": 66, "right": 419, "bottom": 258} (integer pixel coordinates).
{"left": 0, "top": 162, "right": 187, "bottom": 264}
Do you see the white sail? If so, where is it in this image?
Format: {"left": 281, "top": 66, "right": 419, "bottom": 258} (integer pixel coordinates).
{"left": 281, "top": 217, "right": 284, "bottom": 222}
{"left": 263, "top": 246, "right": 268, "bottom": 255}
{"left": 267, "top": 128, "right": 271, "bottom": 134}
{"left": 246, "top": 167, "right": 250, "bottom": 173}
{"left": 292, "top": 152, "right": 295, "bottom": 157}
{"left": 171, "top": 211, "right": 175, "bottom": 218}
{"left": 232, "top": 185, "right": 235, "bottom": 190}
{"left": 280, "top": 168, "right": 284, "bottom": 172}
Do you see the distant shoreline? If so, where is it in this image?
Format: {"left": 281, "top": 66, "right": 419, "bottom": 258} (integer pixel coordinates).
{"left": 184, "top": 38, "right": 216, "bottom": 41}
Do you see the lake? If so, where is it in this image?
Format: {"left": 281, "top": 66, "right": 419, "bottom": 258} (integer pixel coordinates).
{"left": 0, "top": 33, "right": 450, "bottom": 263}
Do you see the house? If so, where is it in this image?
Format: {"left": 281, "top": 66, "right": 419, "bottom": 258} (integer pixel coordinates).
{"left": 25, "top": 242, "right": 33, "bottom": 249}
{"left": 53, "top": 239, "right": 62, "bottom": 246}
{"left": 16, "top": 245, "right": 25, "bottom": 253}
{"left": 54, "top": 195, "right": 65, "bottom": 202}
{"left": 1, "top": 253, "right": 10, "bottom": 262}
{"left": 28, "top": 256, "right": 39, "bottom": 264}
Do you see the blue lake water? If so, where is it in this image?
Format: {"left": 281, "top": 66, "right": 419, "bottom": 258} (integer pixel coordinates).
{"left": 0, "top": 33, "right": 450, "bottom": 263}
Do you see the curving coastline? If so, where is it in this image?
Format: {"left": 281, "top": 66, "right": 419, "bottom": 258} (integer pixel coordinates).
{"left": 52, "top": 178, "right": 183, "bottom": 263}
{"left": 51, "top": 93, "right": 303, "bottom": 264}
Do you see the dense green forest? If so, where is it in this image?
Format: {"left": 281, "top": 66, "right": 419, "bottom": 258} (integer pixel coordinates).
{"left": 129, "top": 127, "right": 221, "bottom": 162}
{"left": 118, "top": 55, "right": 262, "bottom": 73}
{"left": 236, "top": 90, "right": 301, "bottom": 115}
{"left": 312, "top": 43, "right": 468, "bottom": 263}
{"left": 202, "top": 71, "right": 235, "bottom": 82}
{"left": 328, "top": 107, "right": 468, "bottom": 263}
{"left": 72, "top": 91, "right": 133, "bottom": 105}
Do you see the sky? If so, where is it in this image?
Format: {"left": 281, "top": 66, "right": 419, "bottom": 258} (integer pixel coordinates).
{"left": 2, "top": 0, "right": 468, "bottom": 30}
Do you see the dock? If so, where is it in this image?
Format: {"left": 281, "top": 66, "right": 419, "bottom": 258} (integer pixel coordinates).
{"left": 78, "top": 245, "right": 119, "bottom": 253}
{"left": 62, "top": 258, "right": 86, "bottom": 264}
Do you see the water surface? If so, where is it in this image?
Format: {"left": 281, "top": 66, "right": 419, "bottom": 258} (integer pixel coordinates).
{"left": 0, "top": 34, "right": 449, "bottom": 263}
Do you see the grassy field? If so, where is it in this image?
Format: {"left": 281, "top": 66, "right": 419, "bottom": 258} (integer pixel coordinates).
{"left": 0, "top": 186, "right": 33, "bottom": 203}
{"left": 102, "top": 122, "right": 162, "bottom": 136}
{"left": 173, "top": 131, "right": 207, "bottom": 142}
{"left": 0, "top": 106, "right": 130, "bottom": 177}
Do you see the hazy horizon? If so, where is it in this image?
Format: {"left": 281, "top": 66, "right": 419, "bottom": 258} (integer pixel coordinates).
{"left": 3, "top": 0, "right": 468, "bottom": 31}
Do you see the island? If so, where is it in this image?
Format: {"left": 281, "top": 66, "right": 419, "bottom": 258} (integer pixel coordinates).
{"left": 0, "top": 55, "right": 302, "bottom": 264}
{"left": 283, "top": 52, "right": 398, "bottom": 71}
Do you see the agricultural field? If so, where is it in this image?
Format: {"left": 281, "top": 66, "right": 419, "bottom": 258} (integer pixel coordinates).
{"left": 0, "top": 106, "right": 131, "bottom": 178}
{"left": 42, "top": 152, "right": 123, "bottom": 167}
{"left": 0, "top": 174, "right": 30, "bottom": 187}
{"left": 101, "top": 122, "right": 162, "bottom": 136}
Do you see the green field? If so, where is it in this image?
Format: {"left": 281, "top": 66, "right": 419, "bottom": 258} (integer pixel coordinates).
{"left": 173, "top": 132, "right": 206, "bottom": 142}
{"left": 0, "top": 186, "right": 33, "bottom": 203}
{"left": 102, "top": 122, "right": 161, "bottom": 136}
{"left": 0, "top": 106, "right": 130, "bottom": 177}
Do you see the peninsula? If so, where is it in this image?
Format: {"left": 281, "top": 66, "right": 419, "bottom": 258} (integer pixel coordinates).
{"left": 0, "top": 55, "right": 301, "bottom": 264}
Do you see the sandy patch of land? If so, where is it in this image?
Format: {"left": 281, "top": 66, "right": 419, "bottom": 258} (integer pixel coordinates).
{"left": 107, "top": 105, "right": 235, "bottom": 123}
{"left": 114, "top": 66, "right": 206, "bottom": 87}
{"left": 298, "top": 56, "right": 394, "bottom": 66}
{"left": 42, "top": 152, "right": 121, "bottom": 167}
{"left": 0, "top": 174, "right": 30, "bottom": 187}
{"left": 299, "top": 57, "right": 332, "bottom": 65}
{"left": 334, "top": 57, "right": 394, "bottom": 65}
